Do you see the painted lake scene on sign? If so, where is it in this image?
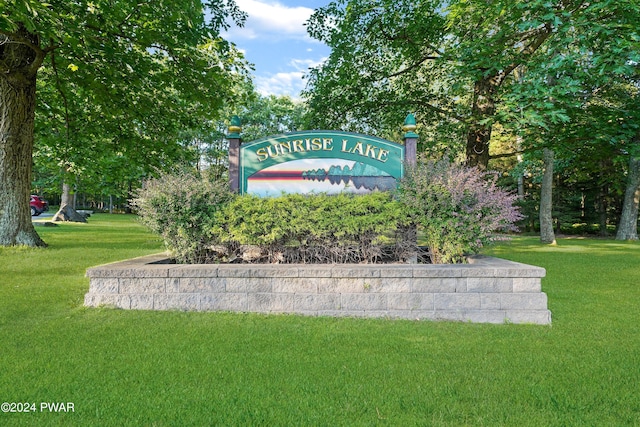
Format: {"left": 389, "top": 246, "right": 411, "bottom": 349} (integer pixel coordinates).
{"left": 239, "top": 131, "right": 405, "bottom": 195}
{"left": 246, "top": 159, "right": 397, "bottom": 196}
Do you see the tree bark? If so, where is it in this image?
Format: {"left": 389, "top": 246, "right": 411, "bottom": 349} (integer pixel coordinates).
{"left": 52, "top": 180, "right": 87, "bottom": 223}
{"left": 464, "top": 25, "right": 553, "bottom": 171}
{"left": 616, "top": 156, "right": 640, "bottom": 240}
{"left": 540, "top": 148, "right": 556, "bottom": 245}
{"left": 465, "top": 78, "right": 495, "bottom": 170}
{"left": 0, "top": 27, "right": 47, "bottom": 247}
{"left": 596, "top": 159, "right": 613, "bottom": 237}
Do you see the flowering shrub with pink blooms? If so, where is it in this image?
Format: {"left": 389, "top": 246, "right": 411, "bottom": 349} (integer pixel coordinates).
{"left": 396, "top": 157, "right": 523, "bottom": 263}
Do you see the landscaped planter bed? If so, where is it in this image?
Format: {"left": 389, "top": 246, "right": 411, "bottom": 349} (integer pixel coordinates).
{"left": 85, "top": 254, "right": 551, "bottom": 324}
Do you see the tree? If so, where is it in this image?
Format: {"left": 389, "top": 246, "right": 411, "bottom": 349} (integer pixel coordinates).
{"left": 510, "top": 2, "right": 640, "bottom": 239}
{"left": 34, "top": 49, "right": 246, "bottom": 219}
{"left": 237, "top": 94, "right": 308, "bottom": 142}
{"left": 539, "top": 148, "right": 556, "bottom": 244}
{"left": 616, "top": 152, "right": 640, "bottom": 241}
{"left": 1, "top": 0, "right": 247, "bottom": 246}
{"left": 304, "top": 0, "right": 594, "bottom": 168}
{"left": 304, "top": 0, "right": 640, "bottom": 241}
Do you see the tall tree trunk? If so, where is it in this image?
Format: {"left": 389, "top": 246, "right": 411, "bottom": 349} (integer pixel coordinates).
{"left": 597, "top": 186, "right": 609, "bottom": 237}
{"left": 52, "top": 179, "right": 87, "bottom": 222}
{"left": 594, "top": 157, "right": 610, "bottom": 237}
{"left": 516, "top": 149, "right": 525, "bottom": 198}
{"left": 616, "top": 156, "right": 640, "bottom": 240}
{"left": 465, "top": 78, "right": 495, "bottom": 170}
{"left": 540, "top": 148, "right": 556, "bottom": 245}
{"left": 0, "top": 27, "right": 47, "bottom": 247}
{"left": 554, "top": 174, "right": 562, "bottom": 235}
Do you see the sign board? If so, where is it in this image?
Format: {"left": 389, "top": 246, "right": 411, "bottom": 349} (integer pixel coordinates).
{"left": 239, "top": 131, "right": 405, "bottom": 196}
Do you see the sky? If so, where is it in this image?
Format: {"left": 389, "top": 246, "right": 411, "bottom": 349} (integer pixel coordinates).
{"left": 222, "top": 0, "right": 332, "bottom": 99}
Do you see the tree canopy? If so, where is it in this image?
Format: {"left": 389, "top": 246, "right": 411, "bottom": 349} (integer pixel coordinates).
{"left": 1, "top": 0, "right": 250, "bottom": 246}
{"left": 303, "top": 0, "right": 638, "bottom": 167}
{"left": 236, "top": 94, "right": 308, "bottom": 142}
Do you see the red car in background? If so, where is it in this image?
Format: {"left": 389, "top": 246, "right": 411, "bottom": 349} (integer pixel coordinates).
{"left": 30, "top": 195, "right": 49, "bottom": 216}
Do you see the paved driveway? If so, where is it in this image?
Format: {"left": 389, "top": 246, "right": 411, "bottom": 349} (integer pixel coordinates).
{"left": 32, "top": 212, "right": 54, "bottom": 222}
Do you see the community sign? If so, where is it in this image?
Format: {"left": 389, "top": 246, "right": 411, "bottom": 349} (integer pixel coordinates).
{"left": 239, "top": 131, "right": 405, "bottom": 196}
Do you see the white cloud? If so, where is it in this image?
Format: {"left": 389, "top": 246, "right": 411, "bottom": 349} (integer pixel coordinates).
{"left": 228, "top": 0, "right": 315, "bottom": 41}
{"left": 255, "top": 57, "right": 327, "bottom": 97}
{"left": 289, "top": 57, "right": 323, "bottom": 71}
{"left": 255, "top": 71, "right": 306, "bottom": 97}
{"left": 220, "top": 1, "right": 331, "bottom": 97}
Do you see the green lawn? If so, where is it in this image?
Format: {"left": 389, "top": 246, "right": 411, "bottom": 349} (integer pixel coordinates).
{"left": 1, "top": 215, "right": 639, "bottom": 426}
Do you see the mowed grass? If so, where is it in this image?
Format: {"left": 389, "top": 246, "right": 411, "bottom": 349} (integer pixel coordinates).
{"left": 1, "top": 214, "right": 639, "bottom": 426}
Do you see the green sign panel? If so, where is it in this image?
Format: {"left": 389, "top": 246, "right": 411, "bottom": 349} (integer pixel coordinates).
{"left": 240, "top": 131, "right": 405, "bottom": 196}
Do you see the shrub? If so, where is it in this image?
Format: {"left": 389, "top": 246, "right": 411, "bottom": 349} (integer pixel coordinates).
{"left": 132, "top": 160, "right": 522, "bottom": 265}
{"left": 216, "top": 192, "right": 410, "bottom": 263}
{"left": 396, "top": 157, "right": 523, "bottom": 263}
{"left": 130, "top": 170, "right": 233, "bottom": 263}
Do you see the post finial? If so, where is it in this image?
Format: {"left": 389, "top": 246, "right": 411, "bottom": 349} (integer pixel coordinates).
{"left": 403, "top": 113, "right": 418, "bottom": 138}
{"left": 227, "top": 115, "right": 242, "bottom": 138}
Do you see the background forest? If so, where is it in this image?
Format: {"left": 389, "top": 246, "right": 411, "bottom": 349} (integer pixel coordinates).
{"left": 3, "top": 0, "right": 638, "bottom": 244}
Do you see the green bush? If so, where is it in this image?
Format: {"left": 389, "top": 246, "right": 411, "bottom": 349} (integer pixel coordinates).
{"left": 132, "top": 159, "right": 522, "bottom": 264}
{"left": 217, "top": 192, "right": 410, "bottom": 263}
{"left": 130, "top": 170, "right": 233, "bottom": 263}
{"left": 396, "top": 158, "right": 523, "bottom": 263}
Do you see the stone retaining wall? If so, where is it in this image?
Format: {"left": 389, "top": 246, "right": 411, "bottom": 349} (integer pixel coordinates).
{"left": 84, "top": 254, "right": 551, "bottom": 324}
